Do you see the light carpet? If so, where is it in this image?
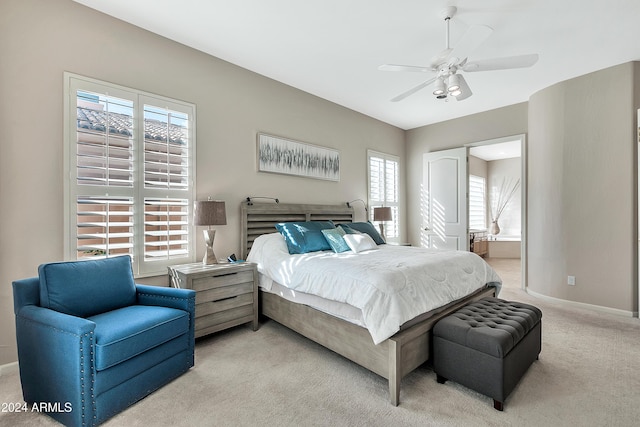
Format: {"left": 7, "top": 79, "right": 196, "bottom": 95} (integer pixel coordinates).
{"left": 2, "top": 284, "right": 639, "bottom": 426}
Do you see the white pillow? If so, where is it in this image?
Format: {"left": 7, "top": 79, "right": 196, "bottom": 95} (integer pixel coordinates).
{"left": 343, "top": 233, "right": 378, "bottom": 253}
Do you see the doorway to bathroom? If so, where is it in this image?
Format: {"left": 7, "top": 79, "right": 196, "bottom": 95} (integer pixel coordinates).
{"left": 468, "top": 135, "right": 526, "bottom": 290}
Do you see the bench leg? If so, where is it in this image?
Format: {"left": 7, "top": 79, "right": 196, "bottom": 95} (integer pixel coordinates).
{"left": 493, "top": 399, "right": 504, "bottom": 411}
{"left": 436, "top": 374, "right": 447, "bottom": 384}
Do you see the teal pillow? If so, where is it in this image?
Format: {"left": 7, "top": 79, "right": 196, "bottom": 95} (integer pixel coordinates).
{"left": 340, "top": 222, "right": 385, "bottom": 245}
{"left": 321, "top": 227, "right": 350, "bottom": 253}
{"left": 275, "top": 221, "right": 335, "bottom": 254}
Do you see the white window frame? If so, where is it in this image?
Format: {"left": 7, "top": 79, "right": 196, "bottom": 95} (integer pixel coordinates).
{"left": 367, "top": 149, "right": 400, "bottom": 243}
{"left": 63, "top": 73, "right": 196, "bottom": 277}
{"left": 469, "top": 174, "right": 487, "bottom": 231}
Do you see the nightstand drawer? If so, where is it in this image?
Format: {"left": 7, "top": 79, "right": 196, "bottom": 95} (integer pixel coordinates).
{"left": 192, "top": 270, "right": 254, "bottom": 292}
{"left": 196, "top": 290, "right": 254, "bottom": 316}
{"left": 195, "top": 304, "right": 254, "bottom": 331}
{"left": 195, "top": 281, "right": 253, "bottom": 305}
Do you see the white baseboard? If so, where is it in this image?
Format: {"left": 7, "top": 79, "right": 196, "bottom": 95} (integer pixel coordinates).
{"left": 0, "top": 361, "right": 19, "bottom": 375}
{"left": 526, "top": 288, "right": 638, "bottom": 318}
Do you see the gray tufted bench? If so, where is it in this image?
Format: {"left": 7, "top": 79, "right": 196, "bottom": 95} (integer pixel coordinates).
{"left": 433, "top": 297, "right": 542, "bottom": 411}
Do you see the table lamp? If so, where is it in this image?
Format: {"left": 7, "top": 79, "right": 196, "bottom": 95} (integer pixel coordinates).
{"left": 194, "top": 199, "right": 227, "bottom": 265}
{"left": 373, "top": 206, "right": 392, "bottom": 240}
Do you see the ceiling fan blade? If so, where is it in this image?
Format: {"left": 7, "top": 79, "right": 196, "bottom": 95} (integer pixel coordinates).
{"left": 462, "top": 53, "right": 539, "bottom": 72}
{"left": 453, "top": 74, "right": 472, "bottom": 101}
{"left": 378, "top": 64, "right": 433, "bottom": 73}
{"left": 391, "top": 77, "right": 437, "bottom": 102}
{"left": 429, "top": 48, "right": 453, "bottom": 68}
{"left": 448, "top": 25, "right": 493, "bottom": 65}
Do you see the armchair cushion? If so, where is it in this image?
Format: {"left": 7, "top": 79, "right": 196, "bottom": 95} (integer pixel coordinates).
{"left": 38, "top": 256, "right": 136, "bottom": 318}
{"left": 88, "top": 305, "right": 190, "bottom": 371}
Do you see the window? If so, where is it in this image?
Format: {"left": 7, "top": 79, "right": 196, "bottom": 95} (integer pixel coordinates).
{"left": 367, "top": 150, "right": 400, "bottom": 242}
{"left": 64, "top": 73, "right": 196, "bottom": 276}
{"left": 469, "top": 175, "right": 486, "bottom": 230}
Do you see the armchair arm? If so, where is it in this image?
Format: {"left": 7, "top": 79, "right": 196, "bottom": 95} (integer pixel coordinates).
{"left": 136, "top": 284, "right": 196, "bottom": 367}
{"left": 15, "top": 306, "right": 97, "bottom": 426}
{"left": 17, "top": 305, "right": 95, "bottom": 335}
{"left": 135, "top": 284, "right": 195, "bottom": 313}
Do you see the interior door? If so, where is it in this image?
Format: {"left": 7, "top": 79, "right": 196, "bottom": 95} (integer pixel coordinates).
{"left": 422, "top": 147, "right": 468, "bottom": 250}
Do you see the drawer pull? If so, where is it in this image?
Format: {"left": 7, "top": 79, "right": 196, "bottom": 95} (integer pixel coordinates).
{"left": 216, "top": 272, "right": 238, "bottom": 278}
{"left": 213, "top": 295, "right": 238, "bottom": 303}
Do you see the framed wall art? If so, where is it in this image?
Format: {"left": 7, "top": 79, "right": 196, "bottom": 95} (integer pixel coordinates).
{"left": 257, "top": 133, "right": 340, "bottom": 181}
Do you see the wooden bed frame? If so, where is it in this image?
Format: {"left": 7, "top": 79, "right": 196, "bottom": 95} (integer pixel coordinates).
{"left": 240, "top": 201, "right": 495, "bottom": 405}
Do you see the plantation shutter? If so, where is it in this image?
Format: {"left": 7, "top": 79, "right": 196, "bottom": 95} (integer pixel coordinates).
{"left": 144, "top": 198, "right": 190, "bottom": 260}
{"left": 76, "top": 92, "right": 134, "bottom": 187}
{"left": 367, "top": 150, "right": 400, "bottom": 242}
{"left": 66, "top": 73, "right": 196, "bottom": 276}
{"left": 469, "top": 175, "right": 486, "bottom": 230}
{"left": 140, "top": 101, "right": 192, "bottom": 264}
{"left": 143, "top": 106, "right": 190, "bottom": 190}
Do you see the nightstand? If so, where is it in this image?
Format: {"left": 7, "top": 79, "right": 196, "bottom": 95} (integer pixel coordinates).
{"left": 168, "top": 262, "right": 258, "bottom": 338}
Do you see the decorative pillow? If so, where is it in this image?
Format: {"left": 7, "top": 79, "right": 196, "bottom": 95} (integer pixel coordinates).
{"left": 321, "top": 227, "right": 350, "bottom": 253}
{"left": 337, "top": 224, "right": 359, "bottom": 234}
{"left": 343, "top": 233, "right": 379, "bottom": 253}
{"left": 340, "top": 222, "right": 385, "bottom": 245}
{"left": 275, "top": 221, "right": 335, "bottom": 254}
{"left": 38, "top": 256, "right": 137, "bottom": 318}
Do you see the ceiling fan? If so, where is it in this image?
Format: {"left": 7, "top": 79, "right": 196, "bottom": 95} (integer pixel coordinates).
{"left": 379, "top": 6, "right": 539, "bottom": 102}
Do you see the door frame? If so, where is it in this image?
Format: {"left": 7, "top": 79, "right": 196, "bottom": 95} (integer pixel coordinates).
{"left": 466, "top": 134, "right": 527, "bottom": 290}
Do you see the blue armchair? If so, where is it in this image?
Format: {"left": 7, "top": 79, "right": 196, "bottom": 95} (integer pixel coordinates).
{"left": 12, "top": 256, "right": 195, "bottom": 427}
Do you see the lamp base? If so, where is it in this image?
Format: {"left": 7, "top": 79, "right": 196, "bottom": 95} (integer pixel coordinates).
{"left": 203, "top": 229, "right": 219, "bottom": 265}
{"left": 378, "top": 223, "right": 386, "bottom": 242}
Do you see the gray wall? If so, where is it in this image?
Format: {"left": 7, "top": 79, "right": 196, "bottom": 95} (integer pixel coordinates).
{"left": 0, "top": 0, "right": 405, "bottom": 365}
{"left": 527, "top": 62, "right": 638, "bottom": 313}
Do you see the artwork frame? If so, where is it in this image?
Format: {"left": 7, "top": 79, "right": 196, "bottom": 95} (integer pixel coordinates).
{"left": 257, "top": 133, "right": 340, "bottom": 181}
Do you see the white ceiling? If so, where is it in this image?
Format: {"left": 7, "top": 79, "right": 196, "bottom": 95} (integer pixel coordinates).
{"left": 73, "top": 0, "right": 640, "bottom": 130}
{"left": 470, "top": 140, "right": 520, "bottom": 161}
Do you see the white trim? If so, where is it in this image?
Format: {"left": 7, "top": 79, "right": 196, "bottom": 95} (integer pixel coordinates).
{"left": 526, "top": 287, "right": 638, "bottom": 317}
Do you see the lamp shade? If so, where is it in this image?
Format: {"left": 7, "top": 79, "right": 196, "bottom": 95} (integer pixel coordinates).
{"left": 433, "top": 77, "right": 446, "bottom": 96}
{"left": 447, "top": 74, "right": 461, "bottom": 92}
{"left": 373, "top": 206, "right": 392, "bottom": 222}
{"left": 194, "top": 200, "right": 227, "bottom": 226}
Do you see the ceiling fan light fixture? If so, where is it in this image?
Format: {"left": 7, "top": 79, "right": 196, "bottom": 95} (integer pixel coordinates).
{"left": 379, "top": 6, "right": 539, "bottom": 104}
{"left": 447, "top": 74, "right": 461, "bottom": 93}
{"left": 432, "top": 78, "right": 446, "bottom": 96}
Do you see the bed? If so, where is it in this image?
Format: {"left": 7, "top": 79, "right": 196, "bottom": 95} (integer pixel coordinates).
{"left": 240, "top": 201, "right": 500, "bottom": 405}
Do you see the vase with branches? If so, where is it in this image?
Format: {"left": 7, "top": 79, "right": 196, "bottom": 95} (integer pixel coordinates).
{"left": 489, "top": 177, "right": 520, "bottom": 235}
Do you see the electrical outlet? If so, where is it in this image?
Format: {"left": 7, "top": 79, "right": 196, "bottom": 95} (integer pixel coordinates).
{"left": 567, "top": 275, "right": 576, "bottom": 286}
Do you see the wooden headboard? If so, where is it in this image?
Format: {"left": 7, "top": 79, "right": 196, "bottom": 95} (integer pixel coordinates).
{"left": 240, "top": 201, "right": 354, "bottom": 259}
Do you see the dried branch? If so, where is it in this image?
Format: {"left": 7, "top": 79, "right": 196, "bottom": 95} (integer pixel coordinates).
{"left": 491, "top": 177, "right": 520, "bottom": 222}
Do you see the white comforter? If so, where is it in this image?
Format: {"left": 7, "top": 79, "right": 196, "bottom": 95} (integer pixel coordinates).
{"left": 247, "top": 233, "right": 502, "bottom": 344}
